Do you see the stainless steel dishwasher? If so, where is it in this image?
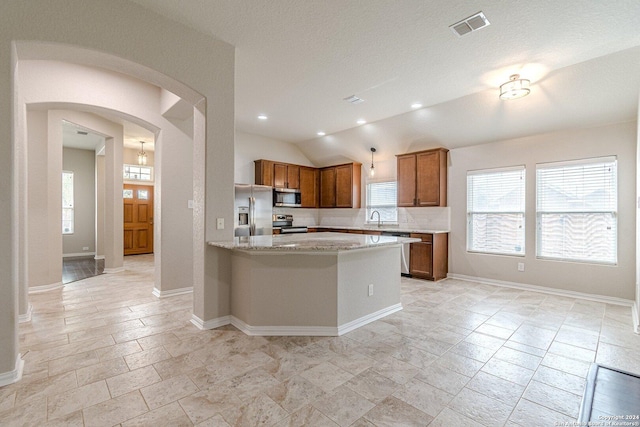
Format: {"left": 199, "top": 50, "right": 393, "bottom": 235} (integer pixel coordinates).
{"left": 381, "top": 231, "right": 411, "bottom": 276}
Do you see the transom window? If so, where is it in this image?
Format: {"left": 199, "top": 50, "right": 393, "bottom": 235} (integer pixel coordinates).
{"left": 536, "top": 157, "right": 617, "bottom": 264}
{"left": 467, "top": 166, "right": 525, "bottom": 256}
{"left": 124, "top": 164, "right": 153, "bottom": 181}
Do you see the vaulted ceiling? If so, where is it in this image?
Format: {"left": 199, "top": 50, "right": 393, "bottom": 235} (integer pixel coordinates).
{"left": 129, "top": 0, "right": 640, "bottom": 152}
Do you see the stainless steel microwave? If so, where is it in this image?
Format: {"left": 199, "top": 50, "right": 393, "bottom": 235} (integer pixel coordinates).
{"left": 273, "top": 188, "right": 301, "bottom": 207}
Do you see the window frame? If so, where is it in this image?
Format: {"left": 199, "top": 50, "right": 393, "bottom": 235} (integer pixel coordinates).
{"left": 535, "top": 156, "right": 617, "bottom": 265}
{"left": 466, "top": 165, "right": 526, "bottom": 257}
{"left": 365, "top": 180, "right": 398, "bottom": 225}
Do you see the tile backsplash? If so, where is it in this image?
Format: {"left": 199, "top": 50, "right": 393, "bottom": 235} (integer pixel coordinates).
{"left": 275, "top": 207, "right": 450, "bottom": 231}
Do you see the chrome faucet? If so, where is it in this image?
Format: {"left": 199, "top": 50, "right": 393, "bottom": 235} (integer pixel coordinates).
{"left": 370, "top": 210, "right": 381, "bottom": 228}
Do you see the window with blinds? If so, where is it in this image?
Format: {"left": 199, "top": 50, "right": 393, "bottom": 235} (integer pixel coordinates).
{"left": 467, "top": 166, "right": 525, "bottom": 255}
{"left": 536, "top": 156, "right": 617, "bottom": 264}
{"left": 366, "top": 181, "right": 398, "bottom": 223}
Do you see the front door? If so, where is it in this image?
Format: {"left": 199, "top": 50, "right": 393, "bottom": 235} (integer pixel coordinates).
{"left": 123, "top": 184, "right": 154, "bottom": 255}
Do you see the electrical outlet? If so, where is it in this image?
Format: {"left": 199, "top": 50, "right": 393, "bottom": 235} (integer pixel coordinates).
{"left": 82, "top": 247, "right": 89, "bottom": 251}
{"left": 368, "top": 284, "right": 373, "bottom": 296}
{"left": 517, "top": 262, "right": 525, "bottom": 272}
{"left": 216, "top": 218, "right": 224, "bottom": 229}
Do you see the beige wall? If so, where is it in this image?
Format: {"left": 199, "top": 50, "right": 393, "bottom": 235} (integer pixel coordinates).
{"left": 449, "top": 121, "right": 637, "bottom": 300}
{"left": 62, "top": 147, "right": 96, "bottom": 256}
{"left": 1, "top": 0, "right": 235, "bottom": 382}
{"left": 235, "top": 131, "right": 315, "bottom": 184}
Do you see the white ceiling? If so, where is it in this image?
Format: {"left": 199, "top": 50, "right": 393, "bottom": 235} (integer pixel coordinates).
{"left": 62, "top": 117, "right": 155, "bottom": 152}
{"left": 129, "top": 0, "right": 640, "bottom": 149}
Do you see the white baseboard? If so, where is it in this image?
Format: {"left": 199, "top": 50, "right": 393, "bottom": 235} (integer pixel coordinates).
{"left": 337, "top": 303, "right": 404, "bottom": 335}
{"left": 152, "top": 286, "right": 193, "bottom": 299}
{"left": 633, "top": 302, "right": 639, "bottom": 334}
{"left": 19, "top": 303, "right": 32, "bottom": 323}
{"left": 94, "top": 255, "right": 105, "bottom": 260}
{"left": 0, "top": 354, "right": 24, "bottom": 387}
{"left": 227, "top": 303, "right": 403, "bottom": 337}
{"left": 63, "top": 252, "right": 96, "bottom": 258}
{"left": 230, "top": 316, "right": 338, "bottom": 336}
{"left": 448, "top": 274, "right": 635, "bottom": 307}
{"left": 29, "top": 281, "right": 64, "bottom": 294}
{"left": 103, "top": 267, "right": 125, "bottom": 274}
{"left": 190, "top": 314, "right": 231, "bottom": 330}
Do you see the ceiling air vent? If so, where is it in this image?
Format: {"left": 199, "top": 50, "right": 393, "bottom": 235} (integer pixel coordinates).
{"left": 450, "top": 11, "right": 490, "bottom": 37}
{"left": 343, "top": 95, "right": 364, "bottom": 105}
{"left": 76, "top": 131, "right": 88, "bottom": 135}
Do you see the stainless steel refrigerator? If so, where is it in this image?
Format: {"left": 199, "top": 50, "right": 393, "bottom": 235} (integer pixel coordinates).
{"left": 234, "top": 184, "right": 273, "bottom": 237}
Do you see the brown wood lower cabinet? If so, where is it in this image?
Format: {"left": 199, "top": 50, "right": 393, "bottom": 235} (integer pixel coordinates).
{"left": 409, "top": 233, "right": 448, "bottom": 281}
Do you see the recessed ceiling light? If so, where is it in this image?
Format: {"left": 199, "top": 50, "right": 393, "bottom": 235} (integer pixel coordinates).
{"left": 317, "top": 131, "right": 326, "bottom": 136}
{"left": 411, "top": 103, "right": 423, "bottom": 109}
{"left": 357, "top": 119, "right": 367, "bottom": 125}
{"left": 257, "top": 114, "right": 268, "bottom": 120}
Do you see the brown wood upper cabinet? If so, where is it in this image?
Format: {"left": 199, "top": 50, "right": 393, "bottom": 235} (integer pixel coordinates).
{"left": 273, "top": 163, "right": 300, "bottom": 189}
{"left": 299, "top": 167, "right": 319, "bottom": 208}
{"left": 254, "top": 159, "right": 274, "bottom": 187}
{"left": 320, "top": 163, "right": 361, "bottom": 208}
{"left": 397, "top": 148, "right": 448, "bottom": 207}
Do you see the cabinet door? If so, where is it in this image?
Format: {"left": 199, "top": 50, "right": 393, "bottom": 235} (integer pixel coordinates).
{"left": 335, "top": 164, "right": 353, "bottom": 208}
{"left": 273, "top": 163, "right": 287, "bottom": 188}
{"left": 254, "top": 160, "right": 274, "bottom": 186}
{"left": 397, "top": 154, "right": 417, "bottom": 207}
{"left": 300, "top": 167, "right": 318, "bottom": 208}
{"left": 410, "top": 241, "right": 433, "bottom": 279}
{"left": 416, "top": 151, "right": 440, "bottom": 206}
{"left": 320, "top": 167, "right": 336, "bottom": 207}
{"left": 287, "top": 165, "right": 300, "bottom": 189}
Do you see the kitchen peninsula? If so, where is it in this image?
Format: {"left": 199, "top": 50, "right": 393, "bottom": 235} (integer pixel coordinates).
{"left": 208, "top": 232, "right": 419, "bottom": 336}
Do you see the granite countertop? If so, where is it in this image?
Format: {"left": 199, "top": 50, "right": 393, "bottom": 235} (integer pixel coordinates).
{"left": 310, "top": 225, "right": 450, "bottom": 234}
{"left": 208, "top": 232, "right": 420, "bottom": 252}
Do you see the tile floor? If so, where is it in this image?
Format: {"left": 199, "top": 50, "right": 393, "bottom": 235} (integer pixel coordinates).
{"left": 2, "top": 254, "right": 640, "bottom": 426}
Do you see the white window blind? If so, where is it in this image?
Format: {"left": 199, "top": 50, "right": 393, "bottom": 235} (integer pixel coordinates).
{"left": 467, "top": 166, "right": 525, "bottom": 255}
{"left": 62, "top": 171, "right": 74, "bottom": 234}
{"left": 366, "top": 181, "right": 398, "bottom": 223}
{"left": 536, "top": 157, "right": 617, "bottom": 264}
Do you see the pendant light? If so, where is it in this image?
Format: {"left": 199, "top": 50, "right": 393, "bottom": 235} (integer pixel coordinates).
{"left": 369, "top": 147, "right": 376, "bottom": 177}
{"left": 137, "top": 141, "right": 147, "bottom": 165}
{"left": 499, "top": 74, "right": 530, "bottom": 100}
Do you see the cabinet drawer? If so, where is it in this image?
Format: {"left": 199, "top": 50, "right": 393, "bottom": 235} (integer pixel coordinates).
{"left": 410, "top": 233, "right": 432, "bottom": 243}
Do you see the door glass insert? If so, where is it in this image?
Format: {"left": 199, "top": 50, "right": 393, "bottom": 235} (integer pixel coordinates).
{"left": 123, "top": 189, "right": 134, "bottom": 199}
{"left": 138, "top": 189, "right": 149, "bottom": 200}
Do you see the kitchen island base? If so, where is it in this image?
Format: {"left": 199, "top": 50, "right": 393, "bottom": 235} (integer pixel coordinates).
{"left": 229, "top": 245, "right": 402, "bottom": 336}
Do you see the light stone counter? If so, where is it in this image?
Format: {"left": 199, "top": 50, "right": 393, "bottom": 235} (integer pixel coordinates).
{"left": 207, "top": 232, "right": 420, "bottom": 252}
{"left": 311, "top": 225, "right": 450, "bottom": 234}
{"left": 206, "top": 233, "right": 417, "bottom": 336}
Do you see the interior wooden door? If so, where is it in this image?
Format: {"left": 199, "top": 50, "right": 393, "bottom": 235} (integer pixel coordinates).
{"left": 123, "top": 184, "right": 154, "bottom": 255}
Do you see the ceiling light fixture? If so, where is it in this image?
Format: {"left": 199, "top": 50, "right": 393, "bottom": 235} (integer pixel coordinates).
{"left": 257, "top": 114, "right": 268, "bottom": 120}
{"left": 357, "top": 119, "right": 367, "bottom": 125}
{"left": 317, "top": 131, "right": 326, "bottom": 136}
{"left": 137, "top": 141, "right": 147, "bottom": 165}
{"left": 411, "top": 103, "right": 423, "bottom": 109}
{"left": 369, "top": 147, "right": 376, "bottom": 177}
{"left": 499, "top": 74, "right": 530, "bottom": 100}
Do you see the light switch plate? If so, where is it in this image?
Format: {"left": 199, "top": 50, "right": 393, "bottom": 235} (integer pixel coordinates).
{"left": 216, "top": 218, "right": 224, "bottom": 229}
{"left": 188, "top": 200, "right": 194, "bottom": 209}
